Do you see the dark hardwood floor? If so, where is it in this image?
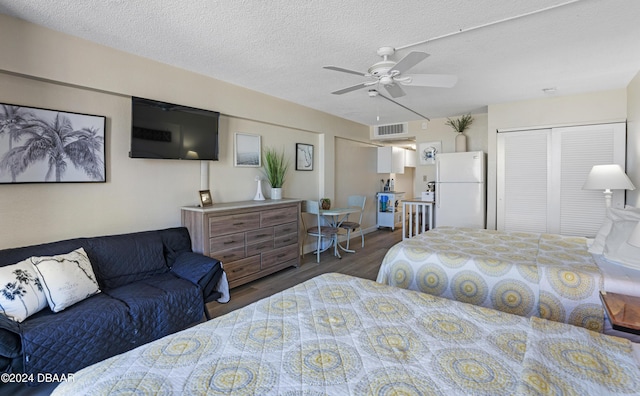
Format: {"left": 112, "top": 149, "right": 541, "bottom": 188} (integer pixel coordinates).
{"left": 205, "top": 228, "right": 403, "bottom": 318}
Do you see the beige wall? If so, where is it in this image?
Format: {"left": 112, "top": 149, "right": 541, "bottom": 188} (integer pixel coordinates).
{"left": 0, "top": 14, "right": 369, "bottom": 249}
{"left": 486, "top": 89, "right": 628, "bottom": 229}
{"left": 627, "top": 71, "right": 640, "bottom": 207}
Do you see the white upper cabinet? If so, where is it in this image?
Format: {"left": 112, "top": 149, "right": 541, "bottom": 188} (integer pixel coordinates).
{"left": 404, "top": 149, "right": 416, "bottom": 168}
{"left": 377, "top": 147, "right": 405, "bottom": 174}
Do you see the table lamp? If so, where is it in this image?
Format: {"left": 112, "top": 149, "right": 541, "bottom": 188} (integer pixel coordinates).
{"left": 582, "top": 164, "right": 635, "bottom": 208}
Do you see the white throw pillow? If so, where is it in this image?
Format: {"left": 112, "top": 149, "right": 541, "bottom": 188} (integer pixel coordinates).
{"left": 0, "top": 260, "right": 48, "bottom": 322}
{"left": 589, "top": 206, "right": 640, "bottom": 254}
{"left": 31, "top": 248, "right": 101, "bottom": 312}
{"left": 603, "top": 219, "right": 640, "bottom": 269}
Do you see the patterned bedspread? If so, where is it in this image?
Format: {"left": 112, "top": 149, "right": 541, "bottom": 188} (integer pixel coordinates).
{"left": 377, "top": 227, "right": 605, "bottom": 332}
{"left": 53, "top": 273, "right": 638, "bottom": 395}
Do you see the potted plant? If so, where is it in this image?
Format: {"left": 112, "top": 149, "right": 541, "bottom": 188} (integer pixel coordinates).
{"left": 320, "top": 198, "right": 331, "bottom": 210}
{"left": 262, "top": 147, "right": 290, "bottom": 200}
{"left": 445, "top": 114, "right": 474, "bottom": 152}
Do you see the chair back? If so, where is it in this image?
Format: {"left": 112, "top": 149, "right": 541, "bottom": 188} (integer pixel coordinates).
{"left": 346, "top": 195, "right": 366, "bottom": 223}
{"left": 302, "top": 200, "right": 322, "bottom": 233}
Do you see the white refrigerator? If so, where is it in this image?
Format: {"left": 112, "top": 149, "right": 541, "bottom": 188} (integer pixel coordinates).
{"left": 435, "top": 151, "right": 486, "bottom": 228}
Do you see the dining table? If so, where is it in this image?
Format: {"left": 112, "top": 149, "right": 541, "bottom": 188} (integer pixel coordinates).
{"left": 319, "top": 207, "right": 361, "bottom": 257}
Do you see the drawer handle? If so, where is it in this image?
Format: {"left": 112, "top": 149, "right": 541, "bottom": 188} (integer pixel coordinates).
{"left": 257, "top": 234, "right": 269, "bottom": 238}
{"left": 233, "top": 222, "right": 245, "bottom": 226}
{"left": 224, "top": 241, "right": 235, "bottom": 245}
{"left": 277, "top": 254, "right": 286, "bottom": 258}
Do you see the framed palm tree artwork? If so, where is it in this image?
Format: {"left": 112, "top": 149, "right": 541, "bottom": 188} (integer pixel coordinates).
{"left": 0, "top": 103, "right": 106, "bottom": 183}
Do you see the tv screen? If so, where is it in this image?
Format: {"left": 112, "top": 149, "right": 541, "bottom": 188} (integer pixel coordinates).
{"left": 130, "top": 97, "right": 220, "bottom": 160}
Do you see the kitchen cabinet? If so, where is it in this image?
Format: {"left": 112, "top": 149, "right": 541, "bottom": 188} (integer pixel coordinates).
{"left": 404, "top": 149, "right": 416, "bottom": 167}
{"left": 377, "top": 146, "right": 405, "bottom": 174}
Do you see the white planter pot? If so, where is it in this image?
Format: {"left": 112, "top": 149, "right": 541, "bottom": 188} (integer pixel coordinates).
{"left": 455, "top": 132, "right": 467, "bottom": 152}
{"left": 271, "top": 187, "right": 282, "bottom": 200}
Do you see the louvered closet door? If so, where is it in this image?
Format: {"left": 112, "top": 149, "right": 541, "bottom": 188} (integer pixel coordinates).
{"left": 553, "top": 123, "right": 627, "bottom": 236}
{"left": 497, "top": 123, "right": 626, "bottom": 237}
{"left": 497, "top": 129, "right": 550, "bottom": 233}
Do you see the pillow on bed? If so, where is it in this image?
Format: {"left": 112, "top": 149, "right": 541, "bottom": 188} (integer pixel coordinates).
{"left": 589, "top": 206, "right": 640, "bottom": 254}
{"left": 603, "top": 218, "right": 640, "bottom": 269}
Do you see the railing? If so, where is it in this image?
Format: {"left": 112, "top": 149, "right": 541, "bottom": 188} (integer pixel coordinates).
{"left": 402, "top": 200, "right": 434, "bottom": 240}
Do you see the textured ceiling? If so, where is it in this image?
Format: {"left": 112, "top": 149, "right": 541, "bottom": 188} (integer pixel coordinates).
{"left": 1, "top": 0, "right": 639, "bottom": 126}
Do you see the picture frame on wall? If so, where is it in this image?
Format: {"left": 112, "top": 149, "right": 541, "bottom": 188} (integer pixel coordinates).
{"left": 418, "top": 141, "right": 442, "bottom": 165}
{"left": 199, "top": 190, "right": 213, "bottom": 207}
{"left": 234, "top": 133, "right": 261, "bottom": 167}
{"left": 0, "top": 102, "right": 106, "bottom": 184}
{"left": 296, "top": 143, "right": 313, "bottom": 171}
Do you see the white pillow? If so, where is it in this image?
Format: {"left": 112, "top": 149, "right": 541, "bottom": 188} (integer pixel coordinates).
{"left": 589, "top": 206, "right": 640, "bottom": 254}
{"left": 603, "top": 219, "right": 640, "bottom": 269}
{"left": 31, "top": 248, "right": 101, "bottom": 312}
{"left": 0, "top": 260, "right": 48, "bottom": 322}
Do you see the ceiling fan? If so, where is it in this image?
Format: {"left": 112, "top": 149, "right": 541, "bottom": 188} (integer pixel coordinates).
{"left": 323, "top": 46, "right": 457, "bottom": 99}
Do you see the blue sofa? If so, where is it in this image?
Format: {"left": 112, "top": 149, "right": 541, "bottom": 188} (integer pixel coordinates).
{"left": 0, "top": 227, "right": 224, "bottom": 381}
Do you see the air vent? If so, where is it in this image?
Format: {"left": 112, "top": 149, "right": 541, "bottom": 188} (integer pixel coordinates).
{"left": 372, "top": 122, "right": 411, "bottom": 140}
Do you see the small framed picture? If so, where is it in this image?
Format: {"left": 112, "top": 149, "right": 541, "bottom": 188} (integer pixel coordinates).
{"left": 199, "top": 190, "right": 213, "bottom": 207}
{"left": 418, "top": 141, "right": 442, "bottom": 165}
{"left": 234, "top": 133, "right": 261, "bottom": 167}
{"left": 296, "top": 143, "right": 313, "bottom": 171}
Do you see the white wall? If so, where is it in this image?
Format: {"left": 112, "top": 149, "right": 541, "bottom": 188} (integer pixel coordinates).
{"left": 627, "top": 71, "right": 640, "bottom": 207}
{"left": 0, "top": 14, "right": 369, "bottom": 249}
{"left": 486, "top": 89, "right": 628, "bottom": 229}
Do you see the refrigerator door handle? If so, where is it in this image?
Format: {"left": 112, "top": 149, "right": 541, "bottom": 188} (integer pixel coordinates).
{"left": 436, "top": 185, "right": 440, "bottom": 208}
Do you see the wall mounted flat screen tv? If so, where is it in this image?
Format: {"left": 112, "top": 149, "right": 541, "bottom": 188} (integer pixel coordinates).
{"left": 130, "top": 97, "right": 220, "bottom": 160}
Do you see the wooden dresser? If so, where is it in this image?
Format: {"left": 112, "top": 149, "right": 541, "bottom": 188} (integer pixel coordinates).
{"left": 181, "top": 199, "right": 301, "bottom": 288}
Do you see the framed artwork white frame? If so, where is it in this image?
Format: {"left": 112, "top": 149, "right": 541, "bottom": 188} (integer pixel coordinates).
{"left": 234, "top": 133, "right": 261, "bottom": 167}
{"left": 418, "top": 141, "right": 441, "bottom": 165}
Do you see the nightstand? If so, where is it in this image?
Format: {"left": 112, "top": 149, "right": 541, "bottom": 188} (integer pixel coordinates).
{"left": 600, "top": 291, "right": 640, "bottom": 335}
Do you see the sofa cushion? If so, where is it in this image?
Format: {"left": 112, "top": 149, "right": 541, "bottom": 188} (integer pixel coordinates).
{"left": 103, "top": 273, "right": 203, "bottom": 344}
{"left": 0, "top": 328, "right": 21, "bottom": 358}
{"left": 87, "top": 231, "right": 167, "bottom": 289}
{"left": 31, "top": 248, "right": 101, "bottom": 312}
{"left": 0, "top": 259, "right": 48, "bottom": 322}
{"left": 19, "top": 292, "right": 134, "bottom": 375}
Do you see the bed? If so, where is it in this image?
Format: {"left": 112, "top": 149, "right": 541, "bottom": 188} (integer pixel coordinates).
{"left": 53, "top": 273, "right": 640, "bottom": 395}
{"left": 377, "top": 206, "right": 640, "bottom": 336}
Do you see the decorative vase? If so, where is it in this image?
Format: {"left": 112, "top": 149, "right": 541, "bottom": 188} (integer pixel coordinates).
{"left": 254, "top": 177, "right": 265, "bottom": 201}
{"left": 455, "top": 132, "right": 467, "bottom": 152}
{"left": 271, "top": 187, "right": 282, "bottom": 200}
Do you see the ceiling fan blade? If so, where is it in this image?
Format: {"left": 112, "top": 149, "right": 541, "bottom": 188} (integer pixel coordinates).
{"left": 384, "top": 83, "right": 406, "bottom": 98}
{"left": 376, "top": 92, "right": 430, "bottom": 121}
{"left": 323, "top": 66, "right": 368, "bottom": 77}
{"left": 391, "top": 51, "right": 429, "bottom": 74}
{"left": 403, "top": 74, "right": 458, "bottom": 88}
{"left": 331, "top": 82, "right": 369, "bottom": 95}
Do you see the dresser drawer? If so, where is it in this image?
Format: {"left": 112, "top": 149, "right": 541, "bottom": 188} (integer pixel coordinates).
{"left": 262, "top": 244, "right": 298, "bottom": 269}
{"left": 211, "top": 247, "right": 245, "bottom": 264}
{"left": 246, "top": 227, "right": 274, "bottom": 245}
{"left": 274, "top": 221, "right": 297, "bottom": 235}
{"left": 209, "top": 213, "right": 260, "bottom": 236}
{"left": 210, "top": 232, "right": 245, "bottom": 252}
{"left": 274, "top": 232, "right": 297, "bottom": 249}
{"left": 225, "top": 255, "right": 261, "bottom": 283}
{"left": 261, "top": 206, "right": 298, "bottom": 227}
{"left": 246, "top": 239, "right": 274, "bottom": 256}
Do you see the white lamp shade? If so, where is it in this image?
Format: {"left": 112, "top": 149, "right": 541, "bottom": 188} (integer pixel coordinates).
{"left": 629, "top": 222, "right": 640, "bottom": 248}
{"left": 582, "top": 164, "right": 635, "bottom": 191}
